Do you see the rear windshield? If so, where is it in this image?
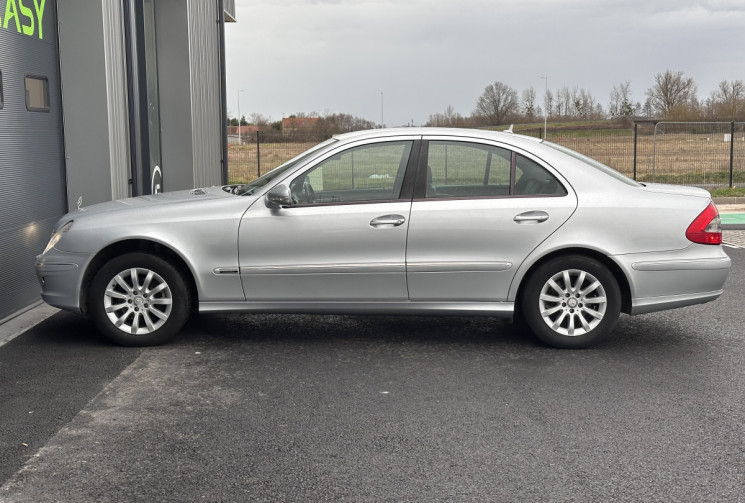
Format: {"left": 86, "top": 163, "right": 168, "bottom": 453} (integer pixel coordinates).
{"left": 543, "top": 141, "right": 640, "bottom": 187}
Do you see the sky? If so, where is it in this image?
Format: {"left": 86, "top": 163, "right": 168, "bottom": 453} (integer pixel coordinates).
{"left": 224, "top": 0, "right": 745, "bottom": 127}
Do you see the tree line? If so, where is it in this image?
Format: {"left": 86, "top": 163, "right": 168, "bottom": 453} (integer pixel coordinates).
{"left": 229, "top": 70, "right": 745, "bottom": 132}
{"left": 227, "top": 111, "right": 376, "bottom": 136}
{"left": 428, "top": 70, "right": 745, "bottom": 128}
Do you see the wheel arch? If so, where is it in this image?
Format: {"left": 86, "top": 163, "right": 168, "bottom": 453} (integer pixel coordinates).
{"left": 514, "top": 247, "right": 632, "bottom": 316}
{"left": 79, "top": 239, "right": 198, "bottom": 317}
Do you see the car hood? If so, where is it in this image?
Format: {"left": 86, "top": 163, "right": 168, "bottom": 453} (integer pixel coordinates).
{"left": 72, "top": 186, "right": 234, "bottom": 216}
{"left": 639, "top": 183, "right": 711, "bottom": 199}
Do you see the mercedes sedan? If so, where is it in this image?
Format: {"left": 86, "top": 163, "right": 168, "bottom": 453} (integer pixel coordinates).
{"left": 36, "top": 128, "right": 731, "bottom": 348}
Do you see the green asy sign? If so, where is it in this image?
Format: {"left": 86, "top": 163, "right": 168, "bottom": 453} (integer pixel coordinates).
{"left": 1, "top": 0, "right": 46, "bottom": 40}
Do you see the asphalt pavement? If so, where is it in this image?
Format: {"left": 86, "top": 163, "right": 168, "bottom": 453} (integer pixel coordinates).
{"left": 0, "top": 248, "right": 744, "bottom": 502}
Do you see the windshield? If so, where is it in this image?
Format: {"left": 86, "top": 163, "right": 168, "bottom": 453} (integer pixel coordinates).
{"left": 235, "top": 138, "right": 338, "bottom": 195}
{"left": 543, "top": 140, "right": 640, "bottom": 187}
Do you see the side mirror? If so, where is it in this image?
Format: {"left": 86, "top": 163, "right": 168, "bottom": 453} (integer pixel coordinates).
{"left": 265, "top": 184, "right": 293, "bottom": 209}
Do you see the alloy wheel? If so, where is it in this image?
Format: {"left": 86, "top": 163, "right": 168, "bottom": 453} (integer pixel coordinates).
{"left": 538, "top": 268, "right": 607, "bottom": 337}
{"left": 103, "top": 267, "right": 173, "bottom": 335}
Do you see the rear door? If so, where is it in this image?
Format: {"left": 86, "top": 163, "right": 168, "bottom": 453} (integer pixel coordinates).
{"left": 406, "top": 137, "right": 577, "bottom": 301}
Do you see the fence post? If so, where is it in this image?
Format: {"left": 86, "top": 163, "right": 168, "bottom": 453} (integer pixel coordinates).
{"left": 633, "top": 123, "right": 638, "bottom": 181}
{"left": 539, "top": 127, "right": 543, "bottom": 140}
{"left": 730, "top": 121, "right": 735, "bottom": 188}
{"left": 256, "top": 130, "right": 261, "bottom": 177}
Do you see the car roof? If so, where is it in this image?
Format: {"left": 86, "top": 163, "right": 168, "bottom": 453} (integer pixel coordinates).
{"left": 332, "top": 127, "right": 544, "bottom": 149}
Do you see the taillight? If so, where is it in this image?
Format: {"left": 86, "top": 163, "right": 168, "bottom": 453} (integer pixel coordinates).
{"left": 686, "top": 202, "right": 722, "bottom": 245}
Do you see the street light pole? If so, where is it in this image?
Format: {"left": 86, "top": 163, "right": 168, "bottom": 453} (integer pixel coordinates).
{"left": 380, "top": 91, "right": 384, "bottom": 128}
{"left": 237, "top": 88, "right": 244, "bottom": 143}
{"left": 540, "top": 76, "right": 548, "bottom": 139}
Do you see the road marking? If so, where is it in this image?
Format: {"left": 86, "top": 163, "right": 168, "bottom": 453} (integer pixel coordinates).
{"left": 723, "top": 230, "right": 745, "bottom": 249}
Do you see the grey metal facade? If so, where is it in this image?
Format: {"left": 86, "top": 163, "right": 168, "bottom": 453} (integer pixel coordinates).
{"left": 1, "top": 0, "right": 233, "bottom": 323}
{"left": 154, "top": 0, "right": 225, "bottom": 192}
{"left": 0, "top": 0, "right": 67, "bottom": 322}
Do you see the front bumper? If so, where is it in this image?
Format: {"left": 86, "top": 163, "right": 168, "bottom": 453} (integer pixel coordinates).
{"left": 36, "top": 249, "right": 92, "bottom": 313}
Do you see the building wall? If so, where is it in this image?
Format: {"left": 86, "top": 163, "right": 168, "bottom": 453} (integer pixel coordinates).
{"left": 188, "top": 0, "right": 224, "bottom": 188}
{"left": 57, "top": 0, "right": 122, "bottom": 209}
{"left": 153, "top": 0, "right": 194, "bottom": 192}
{"left": 0, "top": 0, "right": 230, "bottom": 323}
{"left": 155, "top": 0, "right": 224, "bottom": 191}
{"left": 0, "top": 0, "right": 67, "bottom": 321}
{"left": 102, "top": 1, "right": 132, "bottom": 201}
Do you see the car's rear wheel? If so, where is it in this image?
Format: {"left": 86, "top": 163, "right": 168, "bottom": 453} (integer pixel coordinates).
{"left": 520, "top": 255, "right": 621, "bottom": 348}
{"left": 89, "top": 252, "right": 191, "bottom": 346}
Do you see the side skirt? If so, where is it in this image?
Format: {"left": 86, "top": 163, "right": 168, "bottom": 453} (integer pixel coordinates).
{"left": 198, "top": 301, "right": 515, "bottom": 317}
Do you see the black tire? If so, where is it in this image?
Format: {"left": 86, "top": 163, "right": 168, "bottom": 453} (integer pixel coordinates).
{"left": 519, "top": 255, "right": 621, "bottom": 349}
{"left": 89, "top": 252, "right": 192, "bottom": 346}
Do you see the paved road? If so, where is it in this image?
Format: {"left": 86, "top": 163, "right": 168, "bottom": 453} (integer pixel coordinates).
{"left": 1, "top": 249, "right": 744, "bottom": 502}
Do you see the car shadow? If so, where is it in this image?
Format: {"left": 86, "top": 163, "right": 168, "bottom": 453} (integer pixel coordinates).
{"left": 175, "top": 310, "right": 711, "bottom": 357}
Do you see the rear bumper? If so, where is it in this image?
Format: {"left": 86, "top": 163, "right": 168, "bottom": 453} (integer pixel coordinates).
{"left": 631, "top": 289, "right": 724, "bottom": 315}
{"left": 614, "top": 247, "right": 731, "bottom": 315}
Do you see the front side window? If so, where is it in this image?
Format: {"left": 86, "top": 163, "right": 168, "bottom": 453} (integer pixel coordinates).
{"left": 290, "top": 141, "right": 413, "bottom": 205}
{"left": 25, "top": 76, "right": 49, "bottom": 111}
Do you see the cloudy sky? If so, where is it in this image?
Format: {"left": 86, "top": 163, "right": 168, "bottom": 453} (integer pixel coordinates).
{"left": 224, "top": 0, "right": 745, "bottom": 127}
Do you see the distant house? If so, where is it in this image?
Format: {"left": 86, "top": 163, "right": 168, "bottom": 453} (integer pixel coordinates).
{"left": 227, "top": 125, "right": 260, "bottom": 145}
{"left": 282, "top": 117, "right": 321, "bottom": 136}
{"left": 227, "top": 125, "right": 260, "bottom": 136}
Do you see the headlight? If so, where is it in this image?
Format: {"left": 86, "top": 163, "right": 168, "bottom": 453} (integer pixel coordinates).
{"left": 43, "top": 221, "right": 73, "bottom": 254}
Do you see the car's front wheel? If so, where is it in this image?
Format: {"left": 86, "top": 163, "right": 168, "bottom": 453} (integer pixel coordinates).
{"left": 89, "top": 252, "right": 192, "bottom": 346}
{"left": 520, "top": 255, "right": 621, "bottom": 349}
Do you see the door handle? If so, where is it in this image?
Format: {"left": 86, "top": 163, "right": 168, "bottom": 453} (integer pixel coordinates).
{"left": 370, "top": 214, "right": 406, "bottom": 227}
{"left": 514, "top": 211, "right": 549, "bottom": 223}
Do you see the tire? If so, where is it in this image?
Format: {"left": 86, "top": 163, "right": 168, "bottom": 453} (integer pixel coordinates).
{"left": 519, "top": 255, "right": 621, "bottom": 349}
{"left": 89, "top": 252, "right": 192, "bottom": 346}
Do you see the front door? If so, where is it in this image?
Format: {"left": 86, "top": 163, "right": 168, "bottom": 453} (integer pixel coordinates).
{"left": 238, "top": 139, "right": 417, "bottom": 302}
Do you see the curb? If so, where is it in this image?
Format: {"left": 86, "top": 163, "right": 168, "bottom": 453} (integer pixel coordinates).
{"left": 0, "top": 303, "right": 59, "bottom": 348}
{"left": 714, "top": 197, "right": 745, "bottom": 204}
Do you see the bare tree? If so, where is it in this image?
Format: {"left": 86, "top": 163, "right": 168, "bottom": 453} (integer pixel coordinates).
{"left": 250, "top": 113, "right": 271, "bottom": 126}
{"left": 521, "top": 87, "right": 537, "bottom": 119}
{"left": 426, "top": 105, "right": 466, "bottom": 127}
{"left": 645, "top": 70, "right": 697, "bottom": 117}
{"left": 555, "top": 86, "right": 572, "bottom": 118}
{"left": 474, "top": 81, "right": 518, "bottom": 125}
{"left": 543, "top": 89, "right": 554, "bottom": 119}
{"left": 707, "top": 80, "right": 745, "bottom": 120}
{"left": 609, "top": 81, "right": 634, "bottom": 117}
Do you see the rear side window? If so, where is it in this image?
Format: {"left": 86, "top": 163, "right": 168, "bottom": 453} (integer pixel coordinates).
{"left": 514, "top": 154, "right": 567, "bottom": 196}
{"left": 25, "top": 75, "right": 49, "bottom": 111}
{"left": 427, "top": 141, "right": 512, "bottom": 198}
{"left": 424, "top": 140, "right": 566, "bottom": 198}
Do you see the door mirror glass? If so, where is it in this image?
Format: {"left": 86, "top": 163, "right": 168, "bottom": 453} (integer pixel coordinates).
{"left": 265, "top": 184, "right": 293, "bottom": 209}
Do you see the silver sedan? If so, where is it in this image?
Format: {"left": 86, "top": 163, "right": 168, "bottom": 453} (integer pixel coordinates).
{"left": 36, "top": 128, "right": 731, "bottom": 348}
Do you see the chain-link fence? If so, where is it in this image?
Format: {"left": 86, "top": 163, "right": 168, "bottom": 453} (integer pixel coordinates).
{"left": 228, "top": 130, "right": 330, "bottom": 184}
{"left": 514, "top": 121, "right": 745, "bottom": 187}
{"left": 227, "top": 122, "right": 745, "bottom": 188}
{"left": 643, "top": 122, "right": 745, "bottom": 186}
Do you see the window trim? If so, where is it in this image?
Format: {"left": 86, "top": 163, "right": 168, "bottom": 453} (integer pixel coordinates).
{"left": 414, "top": 139, "right": 568, "bottom": 201}
{"left": 0, "top": 69, "right": 4, "bottom": 109}
{"left": 24, "top": 74, "right": 50, "bottom": 112}
{"left": 285, "top": 139, "right": 420, "bottom": 208}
